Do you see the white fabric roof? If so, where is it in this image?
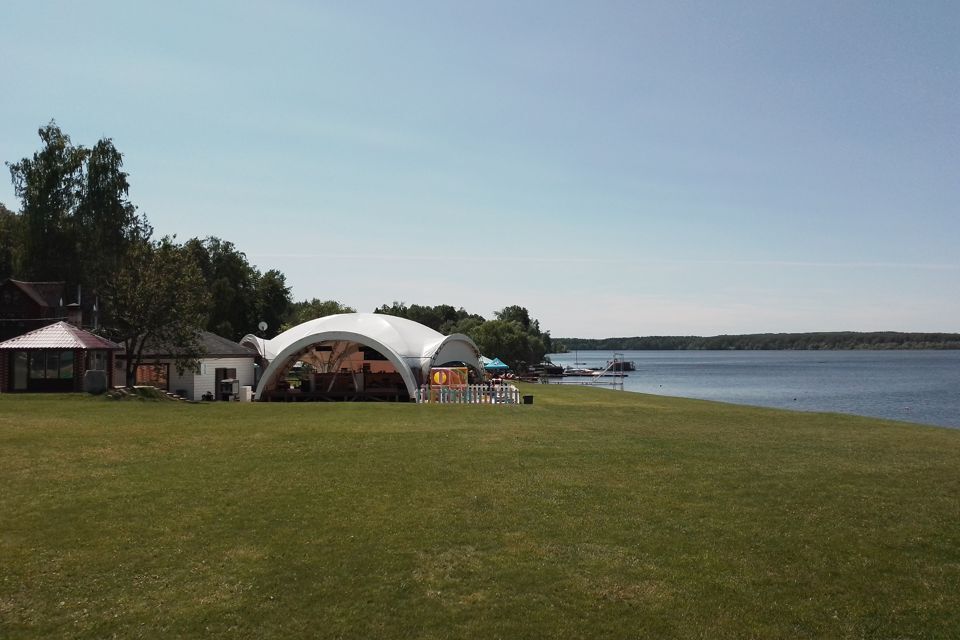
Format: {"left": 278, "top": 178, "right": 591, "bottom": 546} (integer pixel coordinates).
{"left": 266, "top": 313, "right": 452, "bottom": 362}
{"left": 247, "top": 313, "right": 481, "bottom": 400}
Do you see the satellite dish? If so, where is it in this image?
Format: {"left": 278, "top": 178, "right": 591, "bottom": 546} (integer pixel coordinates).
{"left": 258, "top": 321, "right": 268, "bottom": 332}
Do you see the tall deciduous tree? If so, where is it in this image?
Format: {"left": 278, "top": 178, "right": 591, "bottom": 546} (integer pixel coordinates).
{"left": 284, "top": 298, "right": 355, "bottom": 330}
{"left": 494, "top": 304, "right": 552, "bottom": 354}
{"left": 185, "top": 237, "right": 292, "bottom": 340}
{"left": 467, "top": 318, "right": 547, "bottom": 371}
{"left": 255, "top": 269, "right": 292, "bottom": 338}
{"left": 373, "top": 301, "right": 551, "bottom": 370}
{"left": 7, "top": 122, "right": 86, "bottom": 282}
{"left": 373, "top": 302, "right": 484, "bottom": 334}
{"left": 185, "top": 237, "right": 258, "bottom": 340}
{"left": 75, "top": 138, "right": 149, "bottom": 294}
{"left": 102, "top": 237, "right": 207, "bottom": 387}
{"left": 7, "top": 122, "right": 151, "bottom": 295}
{"left": 0, "top": 202, "right": 20, "bottom": 280}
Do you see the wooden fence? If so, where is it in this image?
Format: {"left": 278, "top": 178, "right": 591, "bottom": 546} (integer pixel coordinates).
{"left": 416, "top": 384, "right": 522, "bottom": 404}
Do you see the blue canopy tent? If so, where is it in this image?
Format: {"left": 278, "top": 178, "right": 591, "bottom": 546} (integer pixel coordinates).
{"left": 484, "top": 357, "right": 510, "bottom": 371}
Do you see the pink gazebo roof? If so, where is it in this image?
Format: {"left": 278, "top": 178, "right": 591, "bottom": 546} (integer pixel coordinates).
{"left": 0, "top": 321, "right": 121, "bottom": 351}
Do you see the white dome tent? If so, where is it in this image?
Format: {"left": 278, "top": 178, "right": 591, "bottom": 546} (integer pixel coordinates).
{"left": 241, "top": 313, "right": 481, "bottom": 402}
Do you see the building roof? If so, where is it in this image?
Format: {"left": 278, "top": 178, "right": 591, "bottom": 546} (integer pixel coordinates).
{"left": 127, "top": 330, "right": 255, "bottom": 359}
{"left": 198, "top": 331, "right": 257, "bottom": 357}
{"left": 257, "top": 313, "right": 459, "bottom": 362}
{"left": 0, "top": 321, "right": 121, "bottom": 351}
{"left": 2, "top": 279, "right": 66, "bottom": 308}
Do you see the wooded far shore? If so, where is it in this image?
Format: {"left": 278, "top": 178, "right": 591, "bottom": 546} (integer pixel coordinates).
{"left": 555, "top": 331, "right": 960, "bottom": 351}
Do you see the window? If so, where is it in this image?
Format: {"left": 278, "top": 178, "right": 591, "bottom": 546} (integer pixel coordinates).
{"left": 215, "top": 367, "right": 237, "bottom": 379}
{"left": 59, "top": 350, "right": 73, "bottom": 379}
{"left": 87, "top": 351, "right": 107, "bottom": 371}
{"left": 27, "top": 351, "right": 75, "bottom": 380}
{"left": 29, "top": 353, "right": 45, "bottom": 379}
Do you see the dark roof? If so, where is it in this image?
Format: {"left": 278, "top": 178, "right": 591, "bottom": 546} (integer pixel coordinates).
{"left": 3, "top": 279, "right": 66, "bottom": 308}
{"left": 198, "top": 331, "right": 257, "bottom": 357}
{"left": 0, "top": 321, "right": 122, "bottom": 350}
{"left": 129, "top": 331, "right": 255, "bottom": 359}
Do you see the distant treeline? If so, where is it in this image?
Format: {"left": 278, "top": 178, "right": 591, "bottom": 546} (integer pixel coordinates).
{"left": 555, "top": 332, "right": 960, "bottom": 351}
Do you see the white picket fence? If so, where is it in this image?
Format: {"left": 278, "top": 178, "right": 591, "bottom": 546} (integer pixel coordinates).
{"left": 416, "top": 384, "right": 522, "bottom": 404}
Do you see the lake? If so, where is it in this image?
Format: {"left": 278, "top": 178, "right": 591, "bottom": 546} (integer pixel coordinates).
{"left": 546, "top": 350, "right": 960, "bottom": 429}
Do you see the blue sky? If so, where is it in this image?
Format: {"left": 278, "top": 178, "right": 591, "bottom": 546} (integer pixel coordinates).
{"left": 2, "top": 1, "right": 957, "bottom": 337}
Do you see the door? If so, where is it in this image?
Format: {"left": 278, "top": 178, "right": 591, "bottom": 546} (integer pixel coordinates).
{"left": 11, "top": 352, "right": 28, "bottom": 390}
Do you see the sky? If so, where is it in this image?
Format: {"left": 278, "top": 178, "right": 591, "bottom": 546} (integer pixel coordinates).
{"left": 1, "top": 1, "right": 957, "bottom": 338}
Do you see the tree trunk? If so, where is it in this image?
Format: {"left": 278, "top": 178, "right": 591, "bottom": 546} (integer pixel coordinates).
{"left": 124, "top": 336, "right": 142, "bottom": 388}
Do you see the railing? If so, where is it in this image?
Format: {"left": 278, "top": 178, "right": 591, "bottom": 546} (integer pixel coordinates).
{"left": 416, "top": 384, "right": 521, "bottom": 404}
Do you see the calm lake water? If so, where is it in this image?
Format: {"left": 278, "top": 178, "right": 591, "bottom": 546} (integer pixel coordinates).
{"left": 546, "top": 350, "right": 960, "bottom": 429}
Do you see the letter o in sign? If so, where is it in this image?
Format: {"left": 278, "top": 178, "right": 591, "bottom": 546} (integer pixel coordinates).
{"left": 432, "top": 370, "right": 448, "bottom": 385}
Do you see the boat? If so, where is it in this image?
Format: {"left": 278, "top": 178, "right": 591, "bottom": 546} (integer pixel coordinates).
{"left": 531, "top": 362, "right": 564, "bottom": 376}
{"left": 592, "top": 370, "right": 628, "bottom": 377}
{"left": 606, "top": 359, "right": 636, "bottom": 372}
{"left": 563, "top": 366, "right": 597, "bottom": 377}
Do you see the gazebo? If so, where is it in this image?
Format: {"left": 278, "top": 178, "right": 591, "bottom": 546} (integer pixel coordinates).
{"left": 0, "top": 321, "right": 121, "bottom": 393}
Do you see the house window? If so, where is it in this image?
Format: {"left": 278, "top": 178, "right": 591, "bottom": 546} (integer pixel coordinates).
{"left": 28, "top": 351, "right": 74, "bottom": 380}
{"left": 86, "top": 351, "right": 107, "bottom": 371}
{"left": 59, "top": 351, "right": 74, "bottom": 379}
{"left": 135, "top": 363, "right": 169, "bottom": 390}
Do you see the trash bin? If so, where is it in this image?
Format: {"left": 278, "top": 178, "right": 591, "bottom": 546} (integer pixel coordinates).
{"left": 522, "top": 395, "right": 534, "bottom": 405}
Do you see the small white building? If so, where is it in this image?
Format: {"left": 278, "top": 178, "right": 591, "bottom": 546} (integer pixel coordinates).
{"left": 113, "top": 331, "right": 256, "bottom": 400}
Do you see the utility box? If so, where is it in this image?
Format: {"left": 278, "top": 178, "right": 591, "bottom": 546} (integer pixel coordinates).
{"left": 240, "top": 385, "right": 253, "bottom": 402}
{"left": 220, "top": 378, "right": 240, "bottom": 401}
{"left": 522, "top": 395, "right": 534, "bottom": 405}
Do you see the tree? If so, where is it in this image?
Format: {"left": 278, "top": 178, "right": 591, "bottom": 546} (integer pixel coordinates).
{"left": 254, "top": 269, "right": 292, "bottom": 338}
{"left": 184, "top": 237, "right": 293, "bottom": 341}
{"left": 372, "top": 301, "right": 551, "bottom": 369}
{"left": 447, "top": 315, "right": 485, "bottom": 337}
{"left": 7, "top": 122, "right": 151, "bottom": 293}
{"left": 0, "top": 202, "right": 20, "bottom": 280}
{"left": 495, "top": 305, "right": 533, "bottom": 330}
{"left": 7, "top": 122, "right": 86, "bottom": 282}
{"left": 494, "top": 304, "right": 552, "bottom": 352}
{"left": 184, "top": 237, "right": 256, "bottom": 340}
{"left": 284, "top": 298, "right": 356, "bottom": 330}
{"left": 101, "top": 237, "right": 207, "bottom": 387}
{"left": 467, "top": 319, "right": 546, "bottom": 371}
{"left": 74, "top": 138, "right": 148, "bottom": 294}
{"left": 373, "top": 302, "right": 484, "bottom": 334}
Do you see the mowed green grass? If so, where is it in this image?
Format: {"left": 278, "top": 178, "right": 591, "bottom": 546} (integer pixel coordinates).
{"left": 2, "top": 386, "right": 959, "bottom": 639}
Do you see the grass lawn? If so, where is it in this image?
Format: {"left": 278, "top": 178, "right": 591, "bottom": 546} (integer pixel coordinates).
{"left": 2, "top": 385, "right": 959, "bottom": 638}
